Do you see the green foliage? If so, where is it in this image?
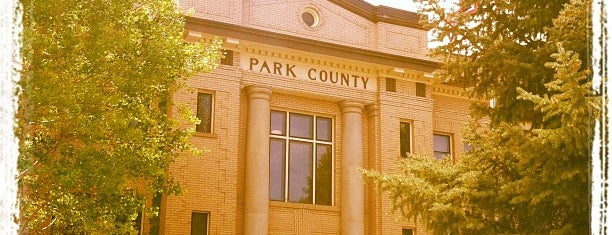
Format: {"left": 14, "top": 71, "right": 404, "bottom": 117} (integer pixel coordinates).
{"left": 415, "top": 0, "right": 589, "bottom": 126}
{"left": 363, "top": 0, "right": 596, "bottom": 234}
{"left": 361, "top": 155, "right": 464, "bottom": 234}
{"left": 17, "top": 0, "right": 221, "bottom": 233}
{"left": 510, "top": 44, "right": 595, "bottom": 233}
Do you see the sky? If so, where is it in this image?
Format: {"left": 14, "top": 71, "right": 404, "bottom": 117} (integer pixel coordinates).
{"left": 363, "top": 0, "right": 417, "bottom": 12}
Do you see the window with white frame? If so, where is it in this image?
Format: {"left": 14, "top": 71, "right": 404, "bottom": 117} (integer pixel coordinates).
{"left": 433, "top": 133, "right": 452, "bottom": 160}
{"left": 269, "top": 110, "right": 333, "bottom": 206}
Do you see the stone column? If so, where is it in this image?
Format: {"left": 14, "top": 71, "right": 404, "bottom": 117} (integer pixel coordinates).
{"left": 244, "top": 85, "right": 272, "bottom": 235}
{"left": 365, "top": 104, "right": 382, "bottom": 235}
{"left": 339, "top": 101, "right": 365, "bottom": 235}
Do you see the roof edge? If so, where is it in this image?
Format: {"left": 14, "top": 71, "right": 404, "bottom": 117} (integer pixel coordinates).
{"left": 328, "top": 0, "right": 423, "bottom": 29}
{"left": 185, "top": 17, "right": 440, "bottom": 72}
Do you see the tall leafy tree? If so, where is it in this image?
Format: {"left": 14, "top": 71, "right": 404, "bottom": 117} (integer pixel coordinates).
{"left": 363, "top": 0, "right": 596, "bottom": 234}
{"left": 420, "top": 0, "right": 588, "bottom": 125}
{"left": 17, "top": 0, "right": 221, "bottom": 233}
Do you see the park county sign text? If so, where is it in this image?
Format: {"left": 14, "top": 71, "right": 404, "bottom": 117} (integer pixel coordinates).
{"left": 240, "top": 55, "right": 376, "bottom": 91}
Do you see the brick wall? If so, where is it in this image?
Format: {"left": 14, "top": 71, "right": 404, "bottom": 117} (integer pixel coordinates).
{"left": 155, "top": 1, "right": 474, "bottom": 234}
{"left": 161, "top": 56, "right": 243, "bottom": 235}
{"left": 180, "top": 0, "right": 429, "bottom": 60}
{"left": 377, "top": 78, "right": 433, "bottom": 235}
{"left": 432, "top": 93, "right": 472, "bottom": 161}
{"left": 267, "top": 93, "right": 342, "bottom": 235}
{"left": 157, "top": 51, "right": 473, "bottom": 234}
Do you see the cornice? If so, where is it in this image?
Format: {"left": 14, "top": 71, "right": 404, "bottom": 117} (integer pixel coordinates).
{"left": 185, "top": 17, "right": 440, "bottom": 73}
{"left": 431, "top": 84, "right": 471, "bottom": 100}
{"left": 378, "top": 69, "right": 425, "bottom": 83}
{"left": 327, "top": 0, "right": 422, "bottom": 29}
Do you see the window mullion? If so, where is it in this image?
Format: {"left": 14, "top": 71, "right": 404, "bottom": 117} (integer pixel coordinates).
{"left": 271, "top": 111, "right": 333, "bottom": 205}
{"left": 284, "top": 112, "right": 290, "bottom": 202}
{"left": 287, "top": 137, "right": 315, "bottom": 143}
{"left": 331, "top": 119, "right": 334, "bottom": 205}
{"left": 312, "top": 116, "right": 317, "bottom": 205}
{"left": 410, "top": 123, "right": 413, "bottom": 154}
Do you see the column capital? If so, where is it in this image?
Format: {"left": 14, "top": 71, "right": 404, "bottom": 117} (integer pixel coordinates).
{"left": 365, "top": 104, "right": 379, "bottom": 118}
{"left": 339, "top": 100, "right": 364, "bottom": 115}
{"left": 245, "top": 85, "right": 272, "bottom": 100}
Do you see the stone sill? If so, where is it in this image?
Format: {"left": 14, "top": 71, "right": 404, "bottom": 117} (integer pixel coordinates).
{"left": 269, "top": 201, "right": 340, "bottom": 212}
{"left": 193, "top": 132, "right": 218, "bottom": 138}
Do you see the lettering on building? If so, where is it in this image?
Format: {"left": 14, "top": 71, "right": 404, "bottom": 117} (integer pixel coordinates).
{"left": 241, "top": 55, "right": 376, "bottom": 91}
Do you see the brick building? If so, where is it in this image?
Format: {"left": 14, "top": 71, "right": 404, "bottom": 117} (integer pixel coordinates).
{"left": 153, "top": 0, "right": 472, "bottom": 234}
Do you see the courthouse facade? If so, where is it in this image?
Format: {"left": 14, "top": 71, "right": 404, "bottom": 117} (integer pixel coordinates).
{"left": 154, "top": 0, "right": 473, "bottom": 234}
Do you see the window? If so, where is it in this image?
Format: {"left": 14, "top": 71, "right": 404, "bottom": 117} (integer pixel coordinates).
{"left": 134, "top": 212, "right": 143, "bottom": 235}
{"left": 270, "top": 110, "right": 333, "bottom": 206}
{"left": 149, "top": 193, "right": 162, "bottom": 235}
{"left": 402, "top": 228, "right": 414, "bottom": 235}
{"left": 220, "top": 50, "right": 233, "bottom": 66}
{"left": 433, "top": 133, "right": 452, "bottom": 160}
{"left": 464, "top": 142, "right": 474, "bottom": 152}
{"left": 416, "top": 82, "right": 426, "bottom": 97}
{"left": 400, "top": 122, "right": 412, "bottom": 158}
{"left": 191, "top": 212, "right": 209, "bottom": 235}
{"left": 301, "top": 7, "right": 320, "bottom": 28}
{"left": 302, "top": 12, "right": 315, "bottom": 26}
{"left": 196, "top": 92, "right": 213, "bottom": 133}
{"left": 386, "top": 77, "right": 396, "bottom": 92}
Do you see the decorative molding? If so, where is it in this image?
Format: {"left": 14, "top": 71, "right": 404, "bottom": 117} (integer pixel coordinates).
{"left": 185, "top": 17, "right": 440, "bottom": 72}
{"left": 431, "top": 85, "right": 470, "bottom": 99}
{"left": 379, "top": 69, "right": 426, "bottom": 83}
{"left": 241, "top": 46, "right": 377, "bottom": 75}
